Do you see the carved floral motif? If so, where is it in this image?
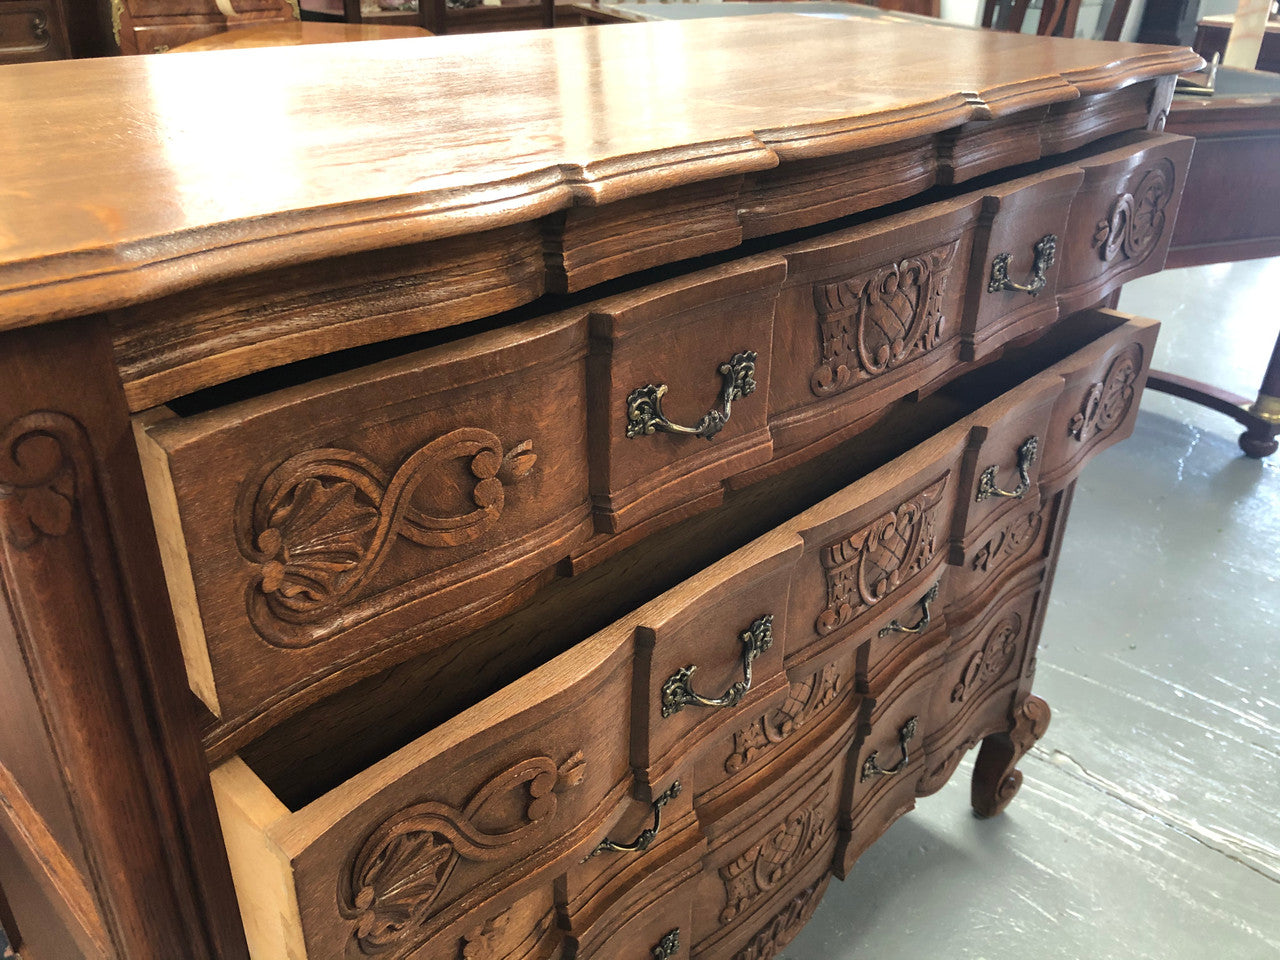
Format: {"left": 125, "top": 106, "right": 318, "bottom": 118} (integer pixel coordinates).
{"left": 725, "top": 664, "right": 842, "bottom": 774}
{"left": 1068, "top": 345, "right": 1142, "bottom": 444}
{"left": 459, "top": 910, "right": 510, "bottom": 960}
{"left": 0, "top": 414, "right": 79, "bottom": 550}
{"left": 719, "top": 790, "right": 831, "bottom": 924}
{"left": 1092, "top": 159, "right": 1176, "bottom": 265}
{"left": 970, "top": 504, "right": 1045, "bottom": 575}
{"left": 952, "top": 614, "right": 1023, "bottom": 704}
{"left": 242, "top": 427, "right": 535, "bottom": 646}
{"left": 729, "top": 877, "right": 828, "bottom": 960}
{"left": 344, "top": 753, "right": 584, "bottom": 957}
{"left": 815, "top": 474, "right": 948, "bottom": 636}
{"left": 810, "top": 240, "right": 959, "bottom": 397}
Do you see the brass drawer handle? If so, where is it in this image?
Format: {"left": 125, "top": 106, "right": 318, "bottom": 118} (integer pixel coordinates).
{"left": 976, "top": 436, "right": 1039, "bottom": 502}
{"left": 661, "top": 615, "right": 773, "bottom": 718}
{"left": 987, "top": 234, "right": 1057, "bottom": 297}
{"left": 861, "top": 716, "right": 919, "bottom": 781}
{"left": 652, "top": 929, "right": 681, "bottom": 959}
{"left": 589, "top": 780, "right": 682, "bottom": 858}
{"left": 878, "top": 583, "right": 939, "bottom": 638}
{"left": 626, "top": 351, "right": 757, "bottom": 441}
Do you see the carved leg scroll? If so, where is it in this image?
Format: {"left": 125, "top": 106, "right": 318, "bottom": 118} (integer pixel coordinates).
{"left": 970, "top": 695, "right": 1051, "bottom": 818}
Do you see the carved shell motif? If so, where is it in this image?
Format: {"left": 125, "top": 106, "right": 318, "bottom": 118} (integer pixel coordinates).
{"left": 243, "top": 427, "right": 535, "bottom": 647}
{"left": 343, "top": 753, "right": 584, "bottom": 959}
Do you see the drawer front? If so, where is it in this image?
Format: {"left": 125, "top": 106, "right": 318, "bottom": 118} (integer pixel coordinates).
{"left": 589, "top": 259, "right": 785, "bottom": 535}
{"left": 766, "top": 196, "right": 977, "bottom": 459}
{"left": 212, "top": 635, "right": 632, "bottom": 960}
{"left": 692, "top": 728, "right": 846, "bottom": 958}
{"left": 139, "top": 314, "right": 593, "bottom": 743}
{"left": 632, "top": 540, "right": 801, "bottom": 790}
{"left": 1056, "top": 133, "right": 1195, "bottom": 317}
{"left": 1038, "top": 311, "right": 1160, "bottom": 492}
{"left": 786, "top": 446, "right": 965, "bottom": 668}
{"left": 0, "top": 0, "right": 65, "bottom": 62}
{"left": 966, "top": 164, "right": 1082, "bottom": 362}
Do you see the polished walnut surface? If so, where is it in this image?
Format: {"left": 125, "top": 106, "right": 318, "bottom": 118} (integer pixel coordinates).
{"left": 0, "top": 15, "right": 1198, "bottom": 327}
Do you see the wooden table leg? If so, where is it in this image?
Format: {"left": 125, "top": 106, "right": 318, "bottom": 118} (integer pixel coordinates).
{"left": 1146, "top": 322, "right": 1280, "bottom": 458}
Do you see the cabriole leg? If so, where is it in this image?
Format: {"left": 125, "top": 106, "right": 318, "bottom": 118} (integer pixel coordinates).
{"left": 971, "top": 695, "right": 1051, "bottom": 818}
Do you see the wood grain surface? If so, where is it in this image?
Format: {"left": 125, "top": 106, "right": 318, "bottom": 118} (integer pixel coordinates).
{"left": 0, "top": 15, "right": 1199, "bottom": 329}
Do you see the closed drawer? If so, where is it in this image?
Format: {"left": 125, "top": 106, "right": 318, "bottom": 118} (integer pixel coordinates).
{"left": 0, "top": 0, "right": 64, "bottom": 62}
{"left": 691, "top": 725, "right": 847, "bottom": 959}
{"left": 136, "top": 313, "right": 593, "bottom": 745}
{"left": 211, "top": 628, "right": 632, "bottom": 960}
{"left": 1056, "top": 132, "right": 1195, "bottom": 317}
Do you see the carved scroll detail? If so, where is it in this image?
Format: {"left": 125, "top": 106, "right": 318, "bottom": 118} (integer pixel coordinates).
{"left": 970, "top": 503, "right": 1045, "bottom": 575}
{"left": 1068, "top": 345, "right": 1142, "bottom": 444}
{"left": 729, "top": 876, "right": 828, "bottom": 960}
{"left": 725, "top": 664, "right": 842, "bottom": 774}
{"left": 241, "top": 427, "right": 535, "bottom": 646}
{"left": 0, "top": 414, "right": 80, "bottom": 549}
{"left": 344, "top": 753, "right": 584, "bottom": 957}
{"left": 815, "top": 474, "right": 948, "bottom": 636}
{"left": 811, "top": 240, "right": 959, "bottom": 397}
{"left": 1092, "top": 159, "right": 1176, "bottom": 265}
{"left": 719, "top": 790, "right": 831, "bottom": 924}
{"left": 952, "top": 614, "right": 1023, "bottom": 704}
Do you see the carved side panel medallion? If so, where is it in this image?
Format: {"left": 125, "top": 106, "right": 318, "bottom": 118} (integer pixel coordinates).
{"left": 1092, "top": 159, "right": 1176, "bottom": 266}
{"left": 343, "top": 753, "right": 584, "bottom": 958}
{"left": 719, "top": 788, "right": 831, "bottom": 925}
{"left": 241, "top": 427, "right": 536, "bottom": 647}
{"left": 0, "top": 413, "right": 80, "bottom": 550}
{"left": 729, "top": 877, "right": 828, "bottom": 960}
{"left": 725, "top": 664, "right": 842, "bottom": 774}
{"left": 952, "top": 614, "right": 1023, "bottom": 704}
{"left": 810, "top": 239, "right": 959, "bottom": 397}
{"left": 815, "top": 474, "right": 948, "bottom": 636}
{"left": 1068, "top": 345, "right": 1142, "bottom": 444}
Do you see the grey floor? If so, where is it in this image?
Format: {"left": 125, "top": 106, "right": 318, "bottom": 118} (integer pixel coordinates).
{"left": 2, "top": 263, "right": 1276, "bottom": 959}
{"left": 784, "top": 258, "right": 1280, "bottom": 958}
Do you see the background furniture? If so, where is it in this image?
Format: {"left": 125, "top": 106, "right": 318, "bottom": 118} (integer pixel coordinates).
{"left": 164, "top": 20, "right": 429, "bottom": 51}
{"left": 0, "top": 17, "right": 1197, "bottom": 960}
{"left": 1194, "top": 12, "right": 1280, "bottom": 72}
{"left": 1145, "top": 65, "right": 1280, "bottom": 456}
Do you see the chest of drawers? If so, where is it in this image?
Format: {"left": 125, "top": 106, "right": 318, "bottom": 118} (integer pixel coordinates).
{"left": 0, "top": 18, "right": 1200, "bottom": 960}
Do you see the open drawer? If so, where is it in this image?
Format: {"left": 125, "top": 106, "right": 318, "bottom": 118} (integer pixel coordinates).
{"left": 210, "top": 309, "right": 1158, "bottom": 960}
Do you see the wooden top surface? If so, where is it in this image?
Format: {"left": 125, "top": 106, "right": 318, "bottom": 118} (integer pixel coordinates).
{"left": 0, "top": 15, "right": 1199, "bottom": 329}
{"left": 167, "top": 22, "right": 434, "bottom": 53}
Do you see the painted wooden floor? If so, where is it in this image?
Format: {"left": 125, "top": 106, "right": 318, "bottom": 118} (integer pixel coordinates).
{"left": 783, "top": 257, "right": 1280, "bottom": 958}
{"left": 2, "top": 262, "right": 1276, "bottom": 959}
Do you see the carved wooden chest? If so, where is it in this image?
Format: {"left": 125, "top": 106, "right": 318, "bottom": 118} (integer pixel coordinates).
{"left": 0, "top": 17, "right": 1200, "bottom": 960}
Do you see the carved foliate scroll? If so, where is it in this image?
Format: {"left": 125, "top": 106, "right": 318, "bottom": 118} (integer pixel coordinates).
{"left": 729, "top": 877, "right": 828, "bottom": 960}
{"left": 952, "top": 614, "right": 1023, "bottom": 704}
{"left": 971, "top": 503, "right": 1046, "bottom": 575}
{"left": 719, "top": 788, "right": 831, "bottom": 924}
{"left": 815, "top": 474, "right": 948, "bottom": 636}
{"left": 1069, "top": 345, "right": 1142, "bottom": 443}
{"left": 810, "top": 240, "right": 959, "bottom": 397}
{"left": 725, "top": 664, "right": 842, "bottom": 774}
{"left": 0, "top": 413, "right": 79, "bottom": 550}
{"left": 1092, "top": 159, "right": 1176, "bottom": 265}
{"left": 241, "top": 427, "right": 535, "bottom": 647}
{"left": 344, "top": 753, "right": 584, "bottom": 958}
